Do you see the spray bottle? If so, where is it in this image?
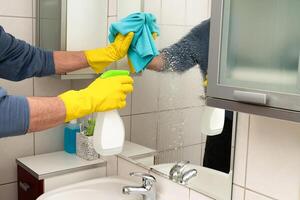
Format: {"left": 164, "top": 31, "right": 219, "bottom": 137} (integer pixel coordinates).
{"left": 93, "top": 70, "right": 130, "bottom": 156}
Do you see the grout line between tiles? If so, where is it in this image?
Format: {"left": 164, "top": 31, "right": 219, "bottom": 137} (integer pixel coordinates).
{"left": 243, "top": 115, "right": 251, "bottom": 199}
{"left": 0, "top": 181, "right": 17, "bottom": 187}
{"left": 245, "top": 188, "right": 279, "bottom": 200}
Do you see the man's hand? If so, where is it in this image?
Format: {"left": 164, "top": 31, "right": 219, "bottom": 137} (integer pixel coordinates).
{"left": 85, "top": 32, "right": 134, "bottom": 73}
{"left": 58, "top": 74, "right": 134, "bottom": 122}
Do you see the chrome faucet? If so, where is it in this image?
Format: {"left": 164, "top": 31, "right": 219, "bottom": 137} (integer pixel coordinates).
{"left": 122, "top": 172, "right": 156, "bottom": 200}
{"left": 179, "top": 169, "right": 197, "bottom": 185}
{"left": 169, "top": 161, "right": 190, "bottom": 181}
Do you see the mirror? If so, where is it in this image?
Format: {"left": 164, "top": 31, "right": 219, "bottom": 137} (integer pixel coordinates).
{"left": 117, "top": 1, "right": 236, "bottom": 200}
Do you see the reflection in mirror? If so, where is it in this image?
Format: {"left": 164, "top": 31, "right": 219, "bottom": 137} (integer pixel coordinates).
{"left": 118, "top": 1, "right": 235, "bottom": 200}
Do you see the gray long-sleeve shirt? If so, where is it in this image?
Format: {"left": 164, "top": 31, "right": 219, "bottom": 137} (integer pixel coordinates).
{"left": 0, "top": 26, "right": 55, "bottom": 138}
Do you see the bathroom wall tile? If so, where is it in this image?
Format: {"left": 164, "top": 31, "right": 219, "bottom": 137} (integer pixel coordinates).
{"left": 0, "top": 16, "right": 33, "bottom": 44}
{"left": 157, "top": 149, "right": 184, "bottom": 164}
{"left": 0, "top": 134, "right": 34, "bottom": 184}
{"left": 34, "top": 125, "right": 64, "bottom": 155}
{"left": 245, "top": 190, "right": 273, "bottom": 200}
{"left": 34, "top": 77, "right": 71, "bottom": 96}
{"left": 71, "top": 79, "right": 94, "bottom": 90}
{"left": 201, "top": 143, "right": 206, "bottom": 166}
{"left": 143, "top": 0, "right": 161, "bottom": 23}
{"left": 233, "top": 113, "right": 249, "bottom": 187}
{"left": 119, "top": 93, "right": 132, "bottom": 116}
{"left": 131, "top": 113, "right": 158, "bottom": 149}
{"left": 232, "top": 185, "right": 244, "bottom": 200}
{"left": 183, "top": 144, "right": 202, "bottom": 165}
{"left": 150, "top": 171, "right": 189, "bottom": 200}
{"left": 186, "top": 0, "right": 209, "bottom": 26}
{"left": 122, "top": 116, "right": 131, "bottom": 141}
{"left": 103, "top": 155, "right": 118, "bottom": 176}
{"left": 159, "top": 25, "right": 186, "bottom": 48}
{"left": 157, "top": 108, "right": 202, "bottom": 151}
{"left": 161, "top": 0, "right": 185, "bottom": 25}
{"left": 108, "top": 0, "right": 117, "bottom": 16}
{"left": 0, "top": 79, "right": 33, "bottom": 96}
{"left": 117, "top": 0, "right": 141, "bottom": 19}
{"left": 117, "top": 157, "right": 148, "bottom": 183}
{"left": 0, "top": 0, "right": 33, "bottom": 17}
{"left": 190, "top": 189, "right": 213, "bottom": 200}
{"left": 208, "top": 0, "right": 212, "bottom": 17}
{"left": 246, "top": 115, "right": 300, "bottom": 200}
{"left": 132, "top": 70, "right": 159, "bottom": 114}
{"left": 0, "top": 182, "right": 18, "bottom": 200}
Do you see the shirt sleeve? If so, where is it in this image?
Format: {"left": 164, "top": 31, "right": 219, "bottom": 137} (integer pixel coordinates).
{"left": 160, "top": 20, "right": 210, "bottom": 76}
{"left": 0, "top": 87, "right": 29, "bottom": 138}
{"left": 0, "top": 26, "right": 55, "bottom": 81}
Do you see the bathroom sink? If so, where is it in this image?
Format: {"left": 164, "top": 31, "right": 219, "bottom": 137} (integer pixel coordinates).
{"left": 151, "top": 163, "right": 232, "bottom": 200}
{"left": 37, "top": 177, "right": 142, "bottom": 200}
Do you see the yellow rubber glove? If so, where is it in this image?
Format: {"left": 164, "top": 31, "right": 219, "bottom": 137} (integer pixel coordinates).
{"left": 85, "top": 32, "right": 134, "bottom": 74}
{"left": 203, "top": 75, "right": 208, "bottom": 87}
{"left": 58, "top": 75, "right": 134, "bottom": 122}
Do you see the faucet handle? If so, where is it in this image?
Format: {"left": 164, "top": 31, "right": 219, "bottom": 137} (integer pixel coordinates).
{"left": 129, "top": 172, "right": 156, "bottom": 187}
{"left": 176, "top": 160, "right": 190, "bottom": 167}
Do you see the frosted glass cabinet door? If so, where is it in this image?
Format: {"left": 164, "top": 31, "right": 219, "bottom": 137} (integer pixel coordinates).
{"left": 208, "top": 0, "right": 300, "bottom": 112}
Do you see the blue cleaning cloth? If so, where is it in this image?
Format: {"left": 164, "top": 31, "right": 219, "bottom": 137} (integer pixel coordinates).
{"left": 109, "top": 12, "right": 160, "bottom": 73}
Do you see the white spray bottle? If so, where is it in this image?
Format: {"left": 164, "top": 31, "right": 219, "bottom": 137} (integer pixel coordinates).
{"left": 93, "top": 70, "right": 129, "bottom": 156}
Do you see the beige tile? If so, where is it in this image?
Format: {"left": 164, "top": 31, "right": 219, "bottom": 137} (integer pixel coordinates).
{"left": 117, "top": 0, "right": 141, "bottom": 19}
{"left": 232, "top": 185, "right": 245, "bottom": 200}
{"left": 183, "top": 144, "right": 202, "bottom": 165}
{"left": 34, "top": 125, "right": 64, "bottom": 155}
{"left": 0, "top": 17, "right": 33, "bottom": 44}
{"left": 71, "top": 79, "right": 94, "bottom": 90}
{"left": 108, "top": 0, "right": 117, "bottom": 16}
{"left": 132, "top": 70, "right": 159, "bottom": 114}
{"left": 0, "top": 0, "right": 32, "bottom": 17}
{"left": 159, "top": 25, "right": 186, "bottom": 50}
{"left": 157, "top": 149, "right": 184, "bottom": 164}
{"left": 246, "top": 115, "right": 300, "bottom": 200}
{"left": 143, "top": 0, "right": 161, "bottom": 23}
{"left": 245, "top": 190, "right": 273, "bottom": 200}
{"left": 186, "top": 0, "right": 209, "bottom": 26}
{"left": 117, "top": 157, "right": 148, "bottom": 183}
{"left": 233, "top": 113, "right": 249, "bottom": 186}
{"left": 190, "top": 189, "right": 213, "bottom": 200}
{"left": 119, "top": 93, "right": 132, "bottom": 116}
{"left": 150, "top": 171, "right": 189, "bottom": 200}
{"left": 102, "top": 155, "right": 118, "bottom": 176}
{"left": 0, "top": 182, "right": 18, "bottom": 200}
{"left": 201, "top": 143, "right": 206, "bottom": 166}
{"left": 0, "top": 79, "right": 33, "bottom": 96}
{"left": 182, "top": 107, "right": 203, "bottom": 146}
{"left": 34, "top": 77, "right": 71, "bottom": 96}
{"left": 161, "top": 0, "right": 185, "bottom": 25}
{"left": 131, "top": 113, "right": 158, "bottom": 149}
{"left": 0, "top": 134, "right": 34, "bottom": 184}
{"left": 122, "top": 116, "right": 131, "bottom": 141}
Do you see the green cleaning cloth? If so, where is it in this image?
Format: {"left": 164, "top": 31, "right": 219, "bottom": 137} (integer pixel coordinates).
{"left": 108, "top": 12, "right": 160, "bottom": 73}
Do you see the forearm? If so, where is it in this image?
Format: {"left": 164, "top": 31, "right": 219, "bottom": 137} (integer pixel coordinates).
{"left": 53, "top": 51, "right": 89, "bottom": 74}
{"left": 27, "top": 97, "right": 66, "bottom": 132}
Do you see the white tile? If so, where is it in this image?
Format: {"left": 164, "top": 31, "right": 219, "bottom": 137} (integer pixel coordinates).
{"left": 159, "top": 25, "right": 186, "bottom": 48}
{"left": 108, "top": 0, "right": 117, "bottom": 16}
{"left": 208, "top": 0, "right": 212, "bottom": 17}
{"left": 0, "top": 0, "right": 32, "bottom": 17}
{"left": 0, "top": 17, "right": 33, "bottom": 44}
{"left": 117, "top": 157, "right": 148, "bottom": 183}
{"left": 122, "top": 116, "right": 131, "bottom": 141}
{"left": 157, "top": 108, "right": 202, "bottom": 151}
{"left": 245, "top": 190, "right": 273, "bottom": 200}
{"left": 161, "top": 0, "right": 185, "bottom": 25}
{"left": 143, "top": 0, "right": 161, "bottom": 23}
{"left": 183, "top": 144, "right": 202, "bottom": 165}
{"left": 34, "top": 125, "right": 64, "bottom": 155}
{"left": 131, "top": 113, "right": 158, "bottom": 149}
{"left": 246, "top": 115, "right": 300, "bottom": 200}
{"left": 186, "top": 0, "right": 209, "bottom": 26}
{"left": 117, "top": 0, "right": 141, "bottom": 19}
{"left": 0, "top": 79, "right": 33, "bottom": 96}
{"left": 132, "top": 70, "right": 159, "bottom": 114}
{"left": 0, "top": 182, "right": 18, "bottom": 200}
{"left": 34, "top": 77, "right": 71, "bottom": 96}
{"left": 233, "top": 113, "right": 249, "bottom": 186}
{"left": 232, "top": 185, "right": 245, "bottom": 200}
{"left": 150, "top": 171, "right": 189, "bottom": 200}
{"left": 0, "top": 134, "right": 34, "bottom": 184}
{"left": 201, "top": 143, "right": 206, "bottom": 166}
{"left": 190, "top": 189, "right": 213, "bottom": 200}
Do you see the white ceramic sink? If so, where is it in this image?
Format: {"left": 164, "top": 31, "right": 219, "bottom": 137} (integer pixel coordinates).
{"left": 37, "top": 177, "right": 142, "bottom": 200}
{"left": 151, "top": 163, "right": 232, "bottom": 200}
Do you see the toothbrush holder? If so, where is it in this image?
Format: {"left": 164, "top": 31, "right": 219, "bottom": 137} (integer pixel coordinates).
{"left": 76, "top": 132, "right": 99, "bottom": 161}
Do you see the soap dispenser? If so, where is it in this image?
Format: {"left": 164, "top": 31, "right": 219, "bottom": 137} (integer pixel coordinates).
{"left": 64, "top": 119, "right": 80, "bottom": 154}
{"left": 93, "top": 70, "right": 129, "bottom": 156}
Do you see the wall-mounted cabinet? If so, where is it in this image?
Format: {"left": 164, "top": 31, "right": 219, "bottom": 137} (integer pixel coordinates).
{"left": 36, "top": 0, "right": 108, "bottom": 79}
{"left": 207, "top": 0, "right": 300, "bottom": 122}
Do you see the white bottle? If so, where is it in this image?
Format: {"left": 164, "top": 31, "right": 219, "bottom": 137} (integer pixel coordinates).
{"left": 93, "top": 110, "right": 125, "bottom": 156}
{"left": 200, "top": 106, "right": 225, "bottom": 136}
